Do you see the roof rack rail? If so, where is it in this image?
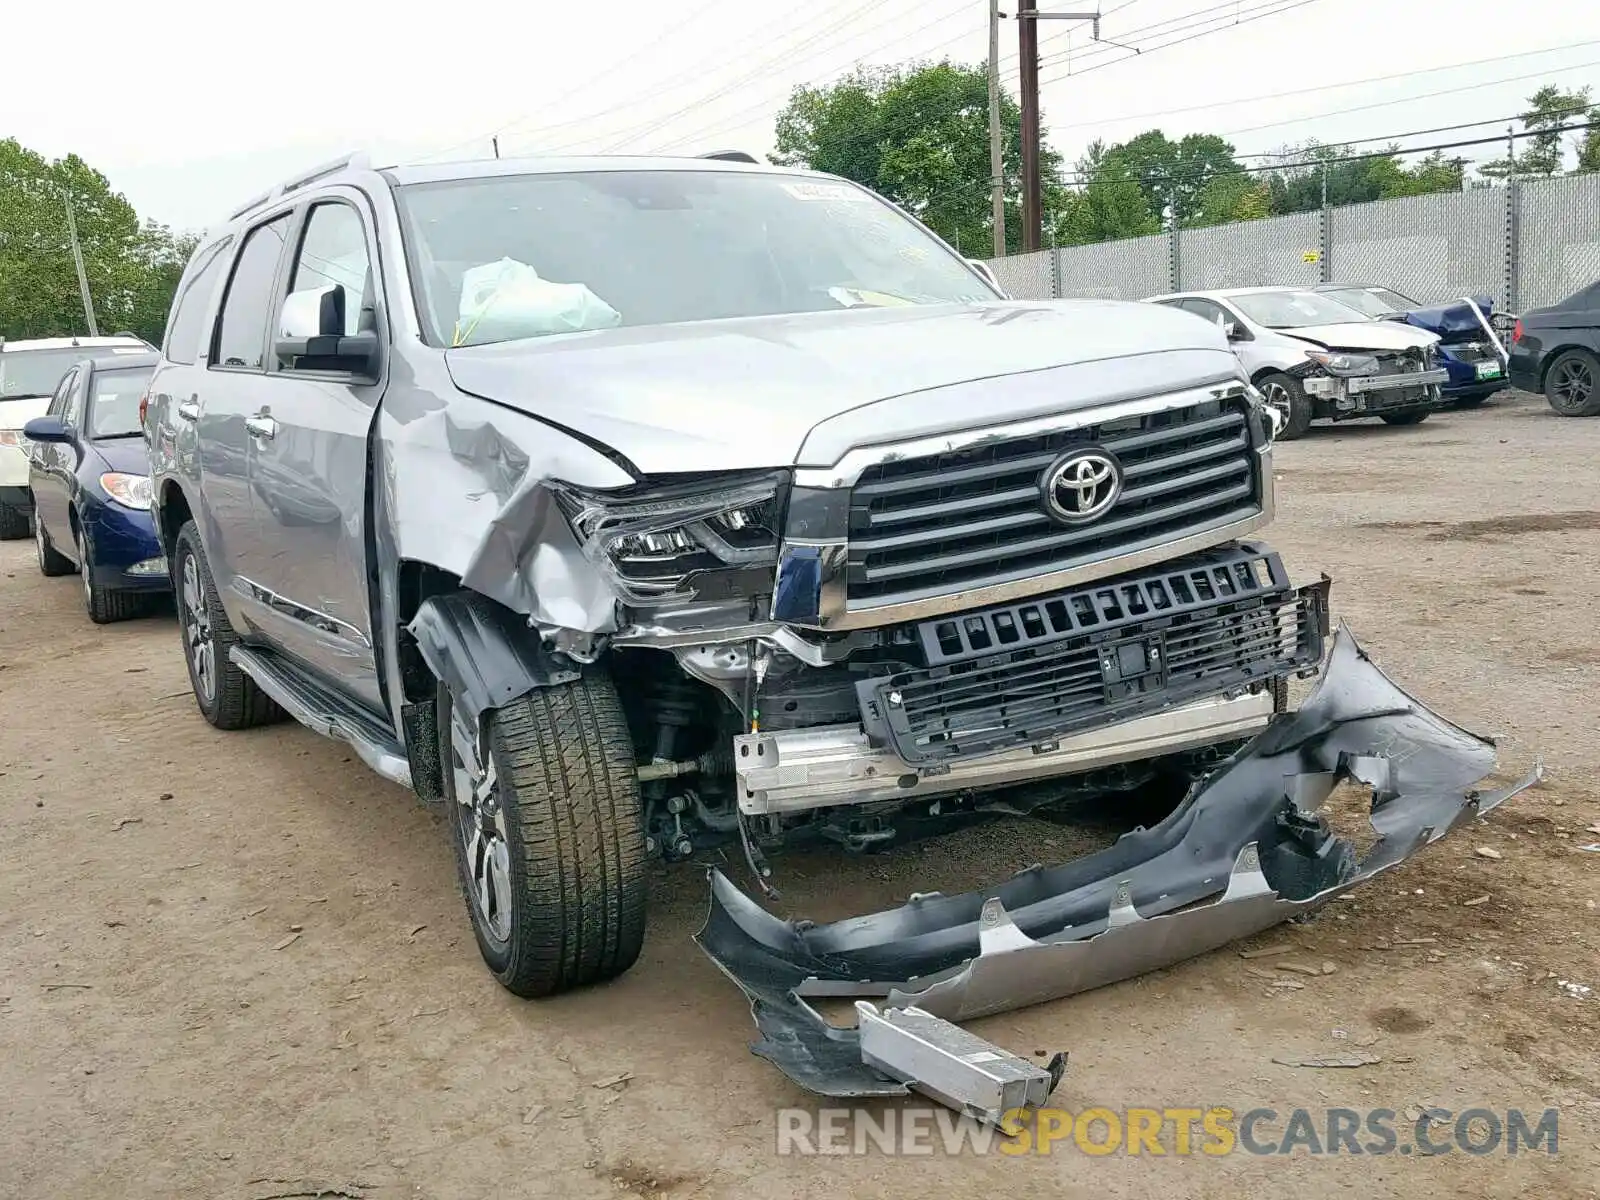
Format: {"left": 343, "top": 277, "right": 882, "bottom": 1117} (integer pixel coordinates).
{"left": 698, "top": 150, "right": 759, "bottom": 163}
{"left": 227, "top": 151, "right": 374, "bottom": 222}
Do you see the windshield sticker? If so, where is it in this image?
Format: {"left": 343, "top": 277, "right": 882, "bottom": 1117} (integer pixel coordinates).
{"left": 782, "top": 182, "right": 874, "bottom": 204}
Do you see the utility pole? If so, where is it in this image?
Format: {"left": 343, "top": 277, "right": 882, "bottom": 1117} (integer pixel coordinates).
{"left": 1017, "top": 0, "right": 1042, "bottom": 251}
{"left": 61, "top": 189, "right": 99, "bottom": 337}
{"left": 988, "top": 0, "right": 1006, "bottom": 257}
{"left": 1016, "top": 5, "right": 1101, "bottom": 253}
{"left": 492, "top": 136, "right": 501, "bottom": 159}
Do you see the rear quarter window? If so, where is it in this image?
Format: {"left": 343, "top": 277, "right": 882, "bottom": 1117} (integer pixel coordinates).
{"left": 163, "top": 237, "right": 234, "bottom": 365}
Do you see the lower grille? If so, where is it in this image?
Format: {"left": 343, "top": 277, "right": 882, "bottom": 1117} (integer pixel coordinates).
{"left": 856, "top": 545, "right": 1328, "bottom": 766}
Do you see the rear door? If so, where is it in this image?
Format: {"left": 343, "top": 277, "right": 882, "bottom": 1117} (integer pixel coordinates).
{"left": 238, "top": 190, "right": 385, "bottom": 707}
{"left": 29, "top": 368, "right": 81, "bottom": 543}
{"left": 191, "top": 212, "right": 296, "bottom": 620}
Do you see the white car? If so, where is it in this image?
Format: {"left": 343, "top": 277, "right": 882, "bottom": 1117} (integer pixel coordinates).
{"left": 1143, "top": 287, "right": 1447, "bottom": 439}
{"left": 0, "top": 335, "right": 152, "bottom": 538}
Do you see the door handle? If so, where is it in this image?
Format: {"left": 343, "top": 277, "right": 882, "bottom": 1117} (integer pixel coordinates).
{"left": 176, "top": 399, "right": 200, "bottom": 422}
{"left": 245, "top": 414, "right": 278, "bottom": 441}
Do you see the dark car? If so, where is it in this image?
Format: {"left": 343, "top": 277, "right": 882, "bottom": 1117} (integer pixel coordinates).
{"left": 1508, "top": 280, "right": 1600, "bottom": 417}
{"left": 24, "top": 350, "right": 170, "bottom": 622}
{"left": 1312, "top": 283, "right": 1510, "bottom": 408}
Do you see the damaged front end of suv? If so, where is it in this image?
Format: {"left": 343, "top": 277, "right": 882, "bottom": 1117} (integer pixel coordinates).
{"left": 413, "top": 370, "right": 1325, "bottom": 882}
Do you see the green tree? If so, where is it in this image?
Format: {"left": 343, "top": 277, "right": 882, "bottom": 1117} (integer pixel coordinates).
{"left": 1098, "top": 130, "right": 1242, "bottom": 221}
{"left": 1477, "top": 85, "right": 1595, "bottom": 178}
{"left": 1052, "top": 140, "right": 1161, "bottom": 244}
{"left": 772, "top": 61, "right": 1068, "bottom": 255}
{"left": 1190, "top": 171, "right": 1271, "bottom": 226}
{"left": 0, "top": 138, "right": 190, "bottom": 344}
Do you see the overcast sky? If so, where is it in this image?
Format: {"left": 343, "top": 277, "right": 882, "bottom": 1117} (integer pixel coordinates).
{"left": 5, "top": 0, "right": 1598, "bottom": 233}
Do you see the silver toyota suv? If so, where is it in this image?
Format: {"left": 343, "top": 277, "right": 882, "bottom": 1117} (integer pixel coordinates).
{"left": 144, "top": 151, "right": 1326, "bottom": 998}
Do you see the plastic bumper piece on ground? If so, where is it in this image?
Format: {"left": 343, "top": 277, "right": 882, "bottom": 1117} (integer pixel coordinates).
{"left": 696, "top": 624, "right": 1541, "bottom": 1103}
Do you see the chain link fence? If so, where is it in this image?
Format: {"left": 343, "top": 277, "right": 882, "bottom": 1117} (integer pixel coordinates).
{"left": 1517, "top": 173, "right": 1600, "bottom": 309}
{"left": 982, "top": 173, "right": 1600, "bottom": 314}
{"left": 1328, "top": 189, "right": 1507, "bottom": 306}
{"left": 1180, "top": 212, "right": 1321, "bottom": 292}
{"left": 1057, "top": 232, "right": 1171, "bottom": 300}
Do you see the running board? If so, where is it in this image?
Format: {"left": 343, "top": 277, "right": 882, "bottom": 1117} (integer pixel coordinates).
{"left": 230, "top": 645, "right": 412, "bottom": 788}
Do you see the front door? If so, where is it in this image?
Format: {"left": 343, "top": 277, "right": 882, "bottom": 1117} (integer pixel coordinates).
{"left": 240, "top": 192, "right": 385, "bottom": 709}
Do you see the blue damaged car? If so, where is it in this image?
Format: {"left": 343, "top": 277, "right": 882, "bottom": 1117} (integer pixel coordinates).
{"left": 24, "top": 349, "right": 169, "bottom": 623}
{"left": 1313, "top": 283, "right": 1511, "bottom": 408}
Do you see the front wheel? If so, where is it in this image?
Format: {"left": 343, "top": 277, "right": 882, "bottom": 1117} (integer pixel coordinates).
{"left": 1379, "top": 408, "right": 1430, "bottom": 427}
{"left": 438, "top": 669, "right": 648, "bottom": 998}
{"left": 1544, "top": 349, "right": 1600, "bottom": 417}
{"left": 77, "top": 526, "right": 145, "bottom": 624}
{"left": 1258, "top": 373, "right": 1314, "bottom": 440}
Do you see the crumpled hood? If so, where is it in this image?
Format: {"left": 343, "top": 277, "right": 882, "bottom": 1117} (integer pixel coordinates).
{"left": 443, "top": 300, "right": 1236, "bottom": 475}
{"left": 1390, "top": 295, "right": 1494, "bottom": 342}
{"left": 1278, "top": 321, "right": 1440, "bottom": 352}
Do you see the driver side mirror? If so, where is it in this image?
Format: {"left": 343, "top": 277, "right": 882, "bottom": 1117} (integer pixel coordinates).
{"left": 274, "top": 284, "right": 379, "bottom": 379}
{"left": 1223, "top": 320, "right": 1251, "bottom": 342}
{"left": 22, "top": 415, "right": 72, "bottom": 444}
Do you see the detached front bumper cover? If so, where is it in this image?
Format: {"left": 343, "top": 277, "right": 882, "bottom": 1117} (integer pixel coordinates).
{"left": 696, "top": 625, "right": 1540, "bottom": 1101}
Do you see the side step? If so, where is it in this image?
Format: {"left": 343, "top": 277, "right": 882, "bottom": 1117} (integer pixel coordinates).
{"left": 230, "top": 645, "right": 412, "bottom": 788}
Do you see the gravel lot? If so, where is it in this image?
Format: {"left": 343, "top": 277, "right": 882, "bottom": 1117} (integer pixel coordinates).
{"left": 2, "top": 389, "right": 1597, "bottom": 1200}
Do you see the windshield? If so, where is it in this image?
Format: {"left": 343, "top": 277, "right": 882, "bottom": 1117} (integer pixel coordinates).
{"left": 0, "top": 348, "right": 87, "bottom": 399}
{"left": 86, "top": 366, "right": 154, "bottom": 439}
{"left": 1228, "top": 290, "right": 1369, "bottom": 329}
{"left": 396, "top": 169, "right": 997, "bottom": 346}
{"left": 1371, "top": 287, "right": 1418, "bottom": 310}
{"left": 1319, "top": 288, "right": 1397, "bottom": 318}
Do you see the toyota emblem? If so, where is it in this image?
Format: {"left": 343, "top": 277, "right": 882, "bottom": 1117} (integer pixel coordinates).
{"left": 1043, "top": 448, "right": 1123, "bottom": 524}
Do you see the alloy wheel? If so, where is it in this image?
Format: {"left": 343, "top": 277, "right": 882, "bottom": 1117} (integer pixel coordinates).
{"left": 1551, "top": 358, "right": 1595, "bottom": 411}
{"left": 1261, "top": 380, "right": 1293, "bottom": 424}
{"left": 450, "top": 709, "right": 512, "bottom": 946}
{"left": 179, "top": 551, "right": 216, "bottom": 705}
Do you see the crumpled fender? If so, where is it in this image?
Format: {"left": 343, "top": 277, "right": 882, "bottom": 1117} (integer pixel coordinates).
{"left": 695, "top": 625, "right": 1542, "bottom": 1098}
{"left": 408, "top": 591, "right": 582, "bottom": 735}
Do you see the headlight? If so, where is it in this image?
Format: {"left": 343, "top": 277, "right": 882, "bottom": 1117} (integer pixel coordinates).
{"left": 557, "top": 471, "right": 785, "bottom": 604}
{"left": 100, "top": 473, "right": 153, "bottom": 510}
{"left": 1305, "top": 350, "right": 1380, "bottom": 377}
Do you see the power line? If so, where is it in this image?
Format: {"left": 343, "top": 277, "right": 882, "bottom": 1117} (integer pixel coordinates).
{"left": 1040, "top": 39, "right": 1600, "bottom": 135}
{"left": 412, "top": 0, "right": 860, "bottom": 162}
{"left": 1037, "top": 0, "right": 1264, "bottom": 70}
{"left": 594, "top": 0, "right": 977, "bottom": 155}
{"left": 642, "top": 0, "right": 987, "bottom": 155}
{"left": 1038, "top": 0, "right": 1321, "bottom": 85}
{"left": 891, "top": 117, "right": 1600, "bottom": 223}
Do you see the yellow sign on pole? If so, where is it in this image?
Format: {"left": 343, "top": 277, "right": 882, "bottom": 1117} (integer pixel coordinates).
{"left": 1302, "top": 250, "right": 1321, "bottom": 263}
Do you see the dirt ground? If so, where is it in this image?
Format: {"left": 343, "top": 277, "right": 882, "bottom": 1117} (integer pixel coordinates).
{"left": 2, "top": 389, "right": 1597, "bottom": 1200}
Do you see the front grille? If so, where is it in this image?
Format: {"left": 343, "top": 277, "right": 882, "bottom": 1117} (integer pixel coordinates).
{"left": 855, "top": 545, "right": 1328, "bottom": 765}
{"left": 844, "top": 395, "right": 1263, "bottom": 608}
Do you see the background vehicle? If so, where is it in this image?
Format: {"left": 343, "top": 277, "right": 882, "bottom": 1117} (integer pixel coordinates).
{"left": 1145, "top": 286, "right": 1446, "bottom": 439}
{"left": 0, "top": 334, "right": 152, "bottom": 538}
{"left": 1312, "top": 282, "right": 1509, "bottom": 409}
{"left": 145, "top": 151, "right": 1318, "bottom": 1000}
{"left": 1508, "top": 279, "right": 1600, "bottom": 417}
{"left": 24, "top": 350, "right": 168, "bottom": 623}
